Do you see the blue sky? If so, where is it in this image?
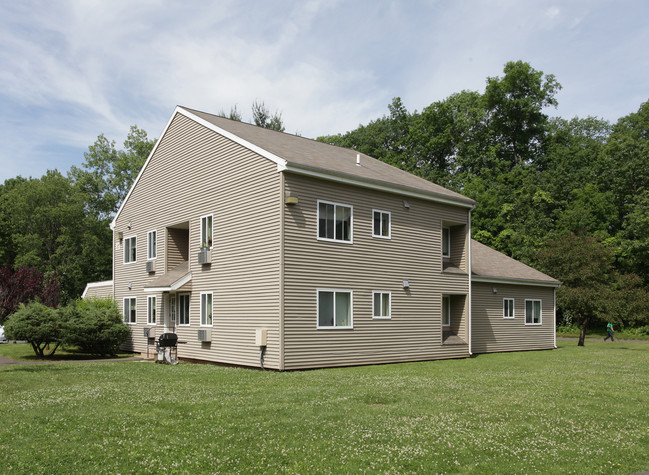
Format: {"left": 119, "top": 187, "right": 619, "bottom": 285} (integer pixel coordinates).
{"left": 1, "top": 0, "right": 648, "bottom": 182}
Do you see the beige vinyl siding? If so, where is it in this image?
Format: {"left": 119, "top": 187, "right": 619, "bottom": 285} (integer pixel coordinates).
{"left": 82, "top": 281, "right": 114, "bottom": 299}
{"left": 114, "top": 113, "right": 282, "bottom": 368}
{"left": 471, "top": 282, "right": 555, "bottom": 353}
{"left": 282, "top": 173, "right": 471, "bottom": 369}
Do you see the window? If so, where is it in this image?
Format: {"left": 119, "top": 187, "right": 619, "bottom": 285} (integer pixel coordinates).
{"left": 442, "top": 295, "right": 451, "bottom": 327}
{"left": 178, "top": 293, "right": 190, "bottom": 326}
{"left": 503, "top": 298, "right": 515, "bottom": 319}
{"left": 317, "top": 290, "right": 353, "bottom": 328}
{"left": 123, "top": 297, "right": 136, "bottom": 324}
{"left": 124, "top": 236, "right": 137, "bottom": 263}
{"left": 372, "top": 210, "right": 391, "bottom": 239}
{"left": 147, "top": 230, "right": 157, "bottom": 260}
{"left": 372, "top": 291, "right": 391, "bottom": 319}
{"left": 525, "top": 299, "right": 542, "bottom": 325}
{"left": 200, "top": 292, "right": 213, "bottom": 326}
{"left": 442, "top": 227, "right": 451, "bottom": 258}
{"left": 318, "top": 201, "right": 352, "bottom": 243}
{"left": 147, "top": 296, "right": 156, "bottom": 324}
{"left": 170, "top": 295, "right": 176, "bottom": 324}
{"left": 201, "top": 214, "right": 213, "bottom": 248}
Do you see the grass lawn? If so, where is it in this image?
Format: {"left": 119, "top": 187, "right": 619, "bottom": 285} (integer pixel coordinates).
{"left": 0, "top": 342, "right": 135, "bottom": 361}
{"left": 1, "top": 341, "right": 647, "bottom": 474}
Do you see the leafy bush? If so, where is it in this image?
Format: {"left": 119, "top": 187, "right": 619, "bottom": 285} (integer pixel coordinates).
{"left": 629, "top": 325, "right": 649, "bottom": 336}
{"left": 61, "top": 298, "right": 129, "bottom": 356}
{"left": 4, "top": 302, "right": 64, "bottom": 357}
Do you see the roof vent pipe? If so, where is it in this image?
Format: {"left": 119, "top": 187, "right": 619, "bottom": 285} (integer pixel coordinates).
{"left": 356, "top": 153, "right": 361, "bottom": 166}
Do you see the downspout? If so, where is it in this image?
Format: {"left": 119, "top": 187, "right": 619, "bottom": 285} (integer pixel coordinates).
{"left": 278, "top": 172, "right": 286, "bottom": 370}
{"left": 553, "top": 287, "right": 557, "bottom": 349}
{"left": 467, "top": 208, "right": 472, "bottom": 356}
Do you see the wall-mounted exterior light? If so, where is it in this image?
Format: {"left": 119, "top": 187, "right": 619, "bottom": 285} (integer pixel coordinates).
{"left": 403, "top": 200, "right": 410, "bottom": 209}
{"left": 493, "top": 287, "right": 498, "bottom": 294}
{"left": 128, "top": 282, "right": 132, "bottom": 290}
{"left": 403, "top": 279, "right": 410, "bottom": 289}
{"left": 285, "top": 192, "right": 299, "bottom": 205}
{"left": 116, "top": 231, "right": 124, "bottom": 240}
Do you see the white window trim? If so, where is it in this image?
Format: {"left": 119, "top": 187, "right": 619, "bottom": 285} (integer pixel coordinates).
{"left": 200, "top": 292, "right": 213, "bottom": 327}
{"left": 124, "top": 235, "right": 137, "bottom": 264}
{"left": 372, "top": 290, "right": 391, "bottom": 319}
{"left": 371, "top": 209, "right": 391, "bottom": 239}
{"left": 200, "top": 214, "right": 213, "bottom": 250}
{"left": 525, "top": 299, "right": 542, "bottom": 326}
{"left": 178, "top": 292, "right": 191, "bottom": 326}
{"left": 147, "top": 296, "right": 156, "bottom": 325}
{"left": 316, "top": 288, "right": 354, "bottom": 329}
{"left": 442, "top": 227, "right": 451, "bottom": 258}
{"left": 123, "top": 297, "right": 137, "bottom": 325}
{"left": 317, "top": 200, "right": 354, "bottom": 244}
{"left": 147, "top": 230, "right": 157, "bottom": 260}
{"left": 442, "top": 295, "right": 451, "bottom": 327}
{"left": 503, "top": 298, "right": 515, "bottom": 319}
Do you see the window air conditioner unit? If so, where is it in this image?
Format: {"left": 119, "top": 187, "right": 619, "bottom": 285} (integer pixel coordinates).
{"left": 146, "top": 261, "right": 155, "bottom": 273}
{"left": 143, "top": 327, "right": 156, "bottom": 338}
{"left": 198, "top": 249, "right": 212, "bottom": 265}
{"left": 197, "top": 329, "right": 212, "bottom": 342}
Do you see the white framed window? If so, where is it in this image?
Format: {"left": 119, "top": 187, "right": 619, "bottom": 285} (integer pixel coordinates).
{"left": 372, "top": 291, "right": 391, "bottom": 319}
{"left": 147, "top": 230, "right": 157, "bottom": 260}
{"left": 200, "top": 292, "right": 213, "bottom": 327}
{"left": 317, "top": 200, "right": 353, "bottom": 243}
{"left": 372, "top": 210, "right": 391, "bottom": 239}
{"left": 147, "top": 296, "right": 156, "bottom": 324}
{"left": 525, "top": 299, "right": 542, "bottom": 325}
{"left": 178, "top": 293, "right": 190, "bottom": 326}
{"left": 503, "top": 298, "right": 515, "bottom": 319}
{"left": 442, "top": 295, "right": 451, "bottom": 327}
{"left": 123, "top": 297, "right": 136, "bottom": 324}
{"left": 317, "top": 289, "right": 353, "bottom": 329}
{"left": 442, "top": 227, "right": 451, "bottom": 258}
{"left": 170, "top": 295, "right": 176, "bottom": 324}
{"left": 201, "top": 214, "right": 213, "bottom": 249}
{"left": 124, "top": 236, "right": 137, "bottom": 263}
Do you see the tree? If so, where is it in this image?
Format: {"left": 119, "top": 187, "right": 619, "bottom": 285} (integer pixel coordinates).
{"left": 0, "top": 264, "right": 60, "bottom": 324}
{"left": 60, "top": 298, "right": 129, "bottom": 356}
{"left": 252, "top": 100, "right": 285, "bottom": 132}
{"left": 4, "top": 302, "right": 64, "bottom": 357}
{"left": 69, "top": 125, "right": 155, "bottom": 219}
{"left": 536, "top": 233, "right": 615, "bottom": 346}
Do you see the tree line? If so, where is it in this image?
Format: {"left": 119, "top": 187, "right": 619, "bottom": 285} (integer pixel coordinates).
{"left": 1, "top": 65, "right": 647, "bottom": 342}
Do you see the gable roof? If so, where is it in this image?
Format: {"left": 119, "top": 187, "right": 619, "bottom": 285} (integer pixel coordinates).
{"left": 471, "top": 240, "right": 561, "bottom": 287}
{"left": 111, "top": 106, "right": 475, "bottom": 229}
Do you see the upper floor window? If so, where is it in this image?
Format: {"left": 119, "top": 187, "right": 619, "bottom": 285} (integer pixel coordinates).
{"left": 525, "top": 299, "right": 542, "bottom": 325}
{"left": 318, "top": 201, "right": 352, "bottom": 243}
{"left": 147, "top": 296, "right": 156, "bottom": 324}
{"left": 123, "top": 297, "right": 136, "bottom": 324}
{"left": 200, "top": 292, "right": 213, "bottom": 327}
{"left": 442, "top": 295, "right": 451, "bottom": 327}
{"left": 124, "top": 236, "right": 137, "bottom": 263}
{"left": 372, "top": 291, "right": 391, "bottom": 319}
{"left": 201, "top": 214, "right": 213, "bottom": 249}
{"left": 147, "top": 230, "right": 157, "bottom": 260}
{"left": 503, "top": 298, "right": 515, "bottom": 319}
{"left": 372, "top": 210, "right": 391, "bottom": 239}
{"left": 442, "top": 227, "right": 451, "bottom": 258}
{"left": 317, "top": 289, "right": 353, "bottom": 329}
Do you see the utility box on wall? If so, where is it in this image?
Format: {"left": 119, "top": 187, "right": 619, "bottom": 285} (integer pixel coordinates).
{"left": 255, "top": 328, "right": 267, "bottom": 346}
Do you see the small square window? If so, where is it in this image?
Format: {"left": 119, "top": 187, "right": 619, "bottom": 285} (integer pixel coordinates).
{"left": 503, "top": 298, "right": 515, "bottom": 319}
{"left": 372, "top": 291, "right": 391, "bottom": 319}
{"left": 372, "top": 210, "right": 391, "bottom": 239}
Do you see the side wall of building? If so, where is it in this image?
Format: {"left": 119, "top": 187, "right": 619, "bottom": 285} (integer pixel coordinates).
{"left": 113, "top": 113, "right": 282, "bottom": 368}
{"left": 82, "top": 281, "right": 114, "bottom": 299}
{"left": 282, "top": 173, "right": 471, "bottom": 369}
{"left": 471, "top": 282, "right": 556, "bottom": 353}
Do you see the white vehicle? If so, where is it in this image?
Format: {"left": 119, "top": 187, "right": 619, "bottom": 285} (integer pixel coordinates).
{"left": 0, "top": 326, "right": 8, "bottom": 343}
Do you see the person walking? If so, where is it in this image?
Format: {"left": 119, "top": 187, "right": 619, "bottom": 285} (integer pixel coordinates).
{"left": 604, "top": 322, "right": 615, "bottom": 341}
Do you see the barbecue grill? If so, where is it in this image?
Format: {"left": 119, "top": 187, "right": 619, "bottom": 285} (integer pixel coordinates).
{"left": 155, "top": 333, "right": 178, "bottom": 364}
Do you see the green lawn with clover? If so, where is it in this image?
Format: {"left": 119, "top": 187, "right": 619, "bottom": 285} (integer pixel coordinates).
{"left": 1, "top": 340, "right": 647, "bottom": 474}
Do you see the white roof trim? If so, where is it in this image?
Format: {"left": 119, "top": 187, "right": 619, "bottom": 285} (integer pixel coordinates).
{"left": 471, "top": 275, "right": 562, "bottom": 288}
{"left": 81, "top": 280, "right": 114, "bottom": 298}
{"left": 284, "top": 164, "right": 476, "bottom": 209}
{"left": 144, "top": 272, "right": 192, "bottom": 293}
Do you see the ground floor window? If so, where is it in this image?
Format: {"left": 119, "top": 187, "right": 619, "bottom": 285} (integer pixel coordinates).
{"left": 525, "top": 299, "right": 542, "bottom": 325}
{"left": 442, "top": 295, "right": 451, "bottom": 327}
{"left": 200, "top": 292, "right": 213, "bottom": 326}
{"left": 372, "top": 291, "right": 391, "bottom": 319}
{"left": 178, "top": 293, "right": 190, "bottom": 326}
{"left": 503, "top": 298, "right": 515, "bottom": 319}
{"left": 317, "top": 290, "right": 352, "bottom": 328}
{"left": 123, "top": 297, "right": 136, "bottom": 324}
{"left": 147, "top": 296, "right": 156, "bottom": 324}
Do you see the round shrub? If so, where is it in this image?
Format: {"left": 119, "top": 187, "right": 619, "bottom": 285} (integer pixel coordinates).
{"left": 4, "top": 302, "right": 63, "bottom": 357}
